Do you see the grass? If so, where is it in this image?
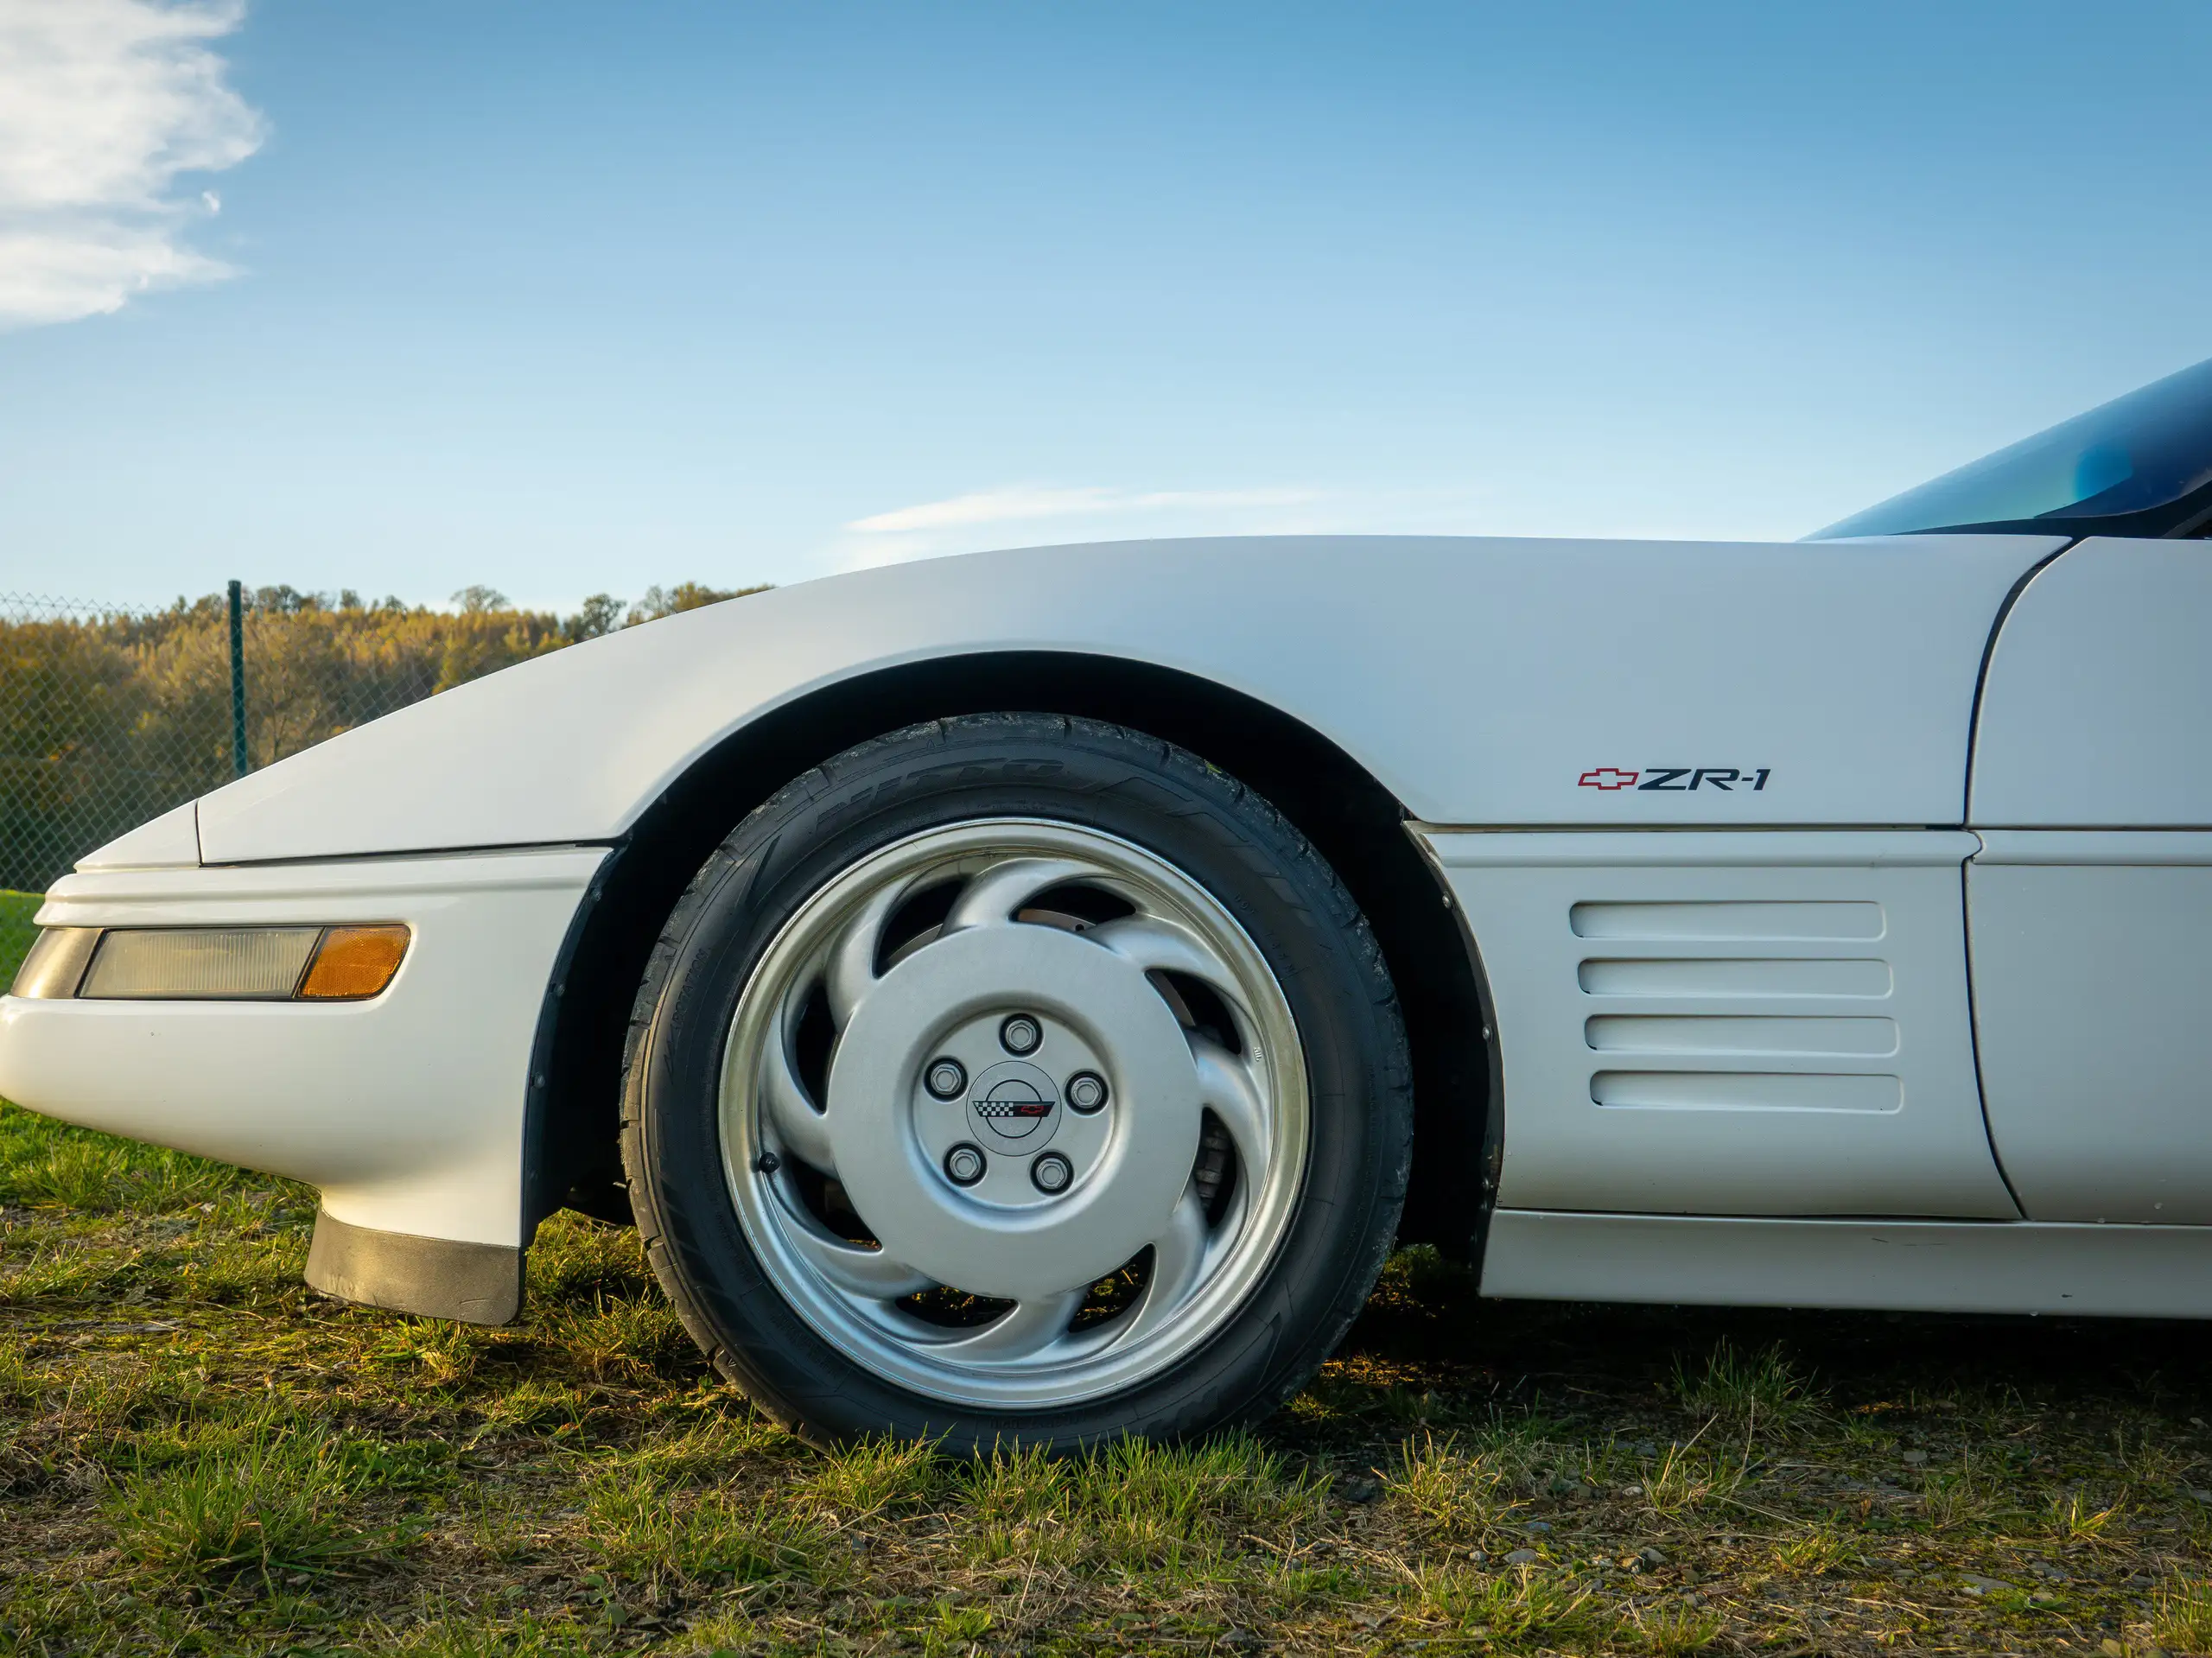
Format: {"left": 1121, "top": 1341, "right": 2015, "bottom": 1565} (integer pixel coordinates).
{"left": 1669, "top": 1336, "right": 1823, "bottom": 1432}
{"left": 7, "top": 905, "right": 2212, "bottom": 1651}
{"left": 2156, "top": 1577, "right": 2212, "bottom": 1654}
{"left": 105, "top": 1415, "right": 401, "bottom": 1584}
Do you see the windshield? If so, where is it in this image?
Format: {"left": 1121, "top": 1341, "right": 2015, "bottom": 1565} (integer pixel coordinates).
{"left": 1811, "top": 355, "right": 2212, "bottom": 540}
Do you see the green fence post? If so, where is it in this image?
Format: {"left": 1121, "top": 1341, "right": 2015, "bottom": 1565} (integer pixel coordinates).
{"left": 227, "top": 579, "right": 248, "bottom": 778}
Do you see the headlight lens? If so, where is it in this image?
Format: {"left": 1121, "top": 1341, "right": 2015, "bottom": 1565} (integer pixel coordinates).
{"left": 10, "top": 927, "right": 100, "bottom": 1000}
{"left": 82, "top": 927, "right": 323, "bottom": 1000}
{"left": 10, "top": 924, "right": 410, "bottom": 1002}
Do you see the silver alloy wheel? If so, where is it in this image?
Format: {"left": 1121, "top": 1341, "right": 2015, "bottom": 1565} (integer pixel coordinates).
{"left": 718, "top": 818, "right": 1309, "bottom": 1408}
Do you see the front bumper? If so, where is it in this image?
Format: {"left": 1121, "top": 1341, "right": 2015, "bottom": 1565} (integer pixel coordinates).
{"left": 0, "top": 848, "right": 606, "bottom": 1280}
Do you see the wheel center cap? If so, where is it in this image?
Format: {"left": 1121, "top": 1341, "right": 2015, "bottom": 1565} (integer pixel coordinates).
{"left": 968, "top": 1061, "right": 1059, "bottom": 1149}
{"left": 825, "top": 922, "right": 1204, "bottom": 1301}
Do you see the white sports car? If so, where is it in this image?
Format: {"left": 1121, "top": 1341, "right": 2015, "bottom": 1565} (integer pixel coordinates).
{"left": 6, "top": 359, "right": 2210, "bottom": 1449}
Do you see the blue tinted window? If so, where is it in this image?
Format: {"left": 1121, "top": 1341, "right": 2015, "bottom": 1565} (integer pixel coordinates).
{"left": 1813, "top": 357, "right": 2212, "bottom": 539}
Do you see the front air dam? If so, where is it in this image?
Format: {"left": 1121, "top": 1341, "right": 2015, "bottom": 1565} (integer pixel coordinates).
{"left": 305, "top": 1210, "right": 524, "bottom": 1324}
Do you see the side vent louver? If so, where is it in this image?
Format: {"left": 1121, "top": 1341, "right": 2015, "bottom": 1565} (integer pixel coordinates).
{"left": 1578, "top": 901, "right": 1902, "bottom": 1115}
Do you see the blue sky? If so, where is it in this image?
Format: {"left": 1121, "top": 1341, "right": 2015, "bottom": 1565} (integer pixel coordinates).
{"left": 3, "top": 2, "right": 2209, "bottom": 613}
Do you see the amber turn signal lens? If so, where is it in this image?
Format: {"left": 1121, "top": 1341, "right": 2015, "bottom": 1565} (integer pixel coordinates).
{"left": 297, "top": 925, "right": 410, "bottom": 1000}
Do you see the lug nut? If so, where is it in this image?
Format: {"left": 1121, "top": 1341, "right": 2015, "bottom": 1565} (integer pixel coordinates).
{"left": 1000, "top": 1014, "right": 1043, "bottom": 1056}
{"left": 925, "top": 1058, "right": 967, "bottom": 1100}
{"left": 1065, "top": 1070, "right": 1109, "bottom": 1114}
{"left": 1031, "top": 1152, "right": 1073, "bottom": 1194}
{"left": 944, "top": 1143, "right": 987, "bottom": 1186}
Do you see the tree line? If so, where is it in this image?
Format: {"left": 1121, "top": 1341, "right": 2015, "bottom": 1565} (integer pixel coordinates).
{"left": 0, "top": 581, "right": 766, "bottom": 891}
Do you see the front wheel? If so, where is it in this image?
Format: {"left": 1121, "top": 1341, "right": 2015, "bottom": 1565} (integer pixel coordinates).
{"left": 620, "top": 714, "right": 1411, "bottom": 1449}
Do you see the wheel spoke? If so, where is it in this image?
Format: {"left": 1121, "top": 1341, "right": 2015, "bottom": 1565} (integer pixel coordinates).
{"left": 781, "top": 1207, "right": 937, "bottom": 1299}
{"left": 826, "top": 882, "right": 906, "bottom": 1026}
{"left": 934, "top": 1289, "right": 1085, "bottom": 1363}
{"left": 1192, "top": 1032, "right": 1268, "bottom": 1176}
{"left": 760, "top": 1026, "right": 836, "bottom": 1172}
{"left": 1112, "top": 1186, "right": 1208, "bottom": 1347}
{"left": 1205, "top": 1176, "right": 1250, "bottom": 1272}
{"left": 1086, "top": 915, "right": 1248, "bottom": 1014}
{"left": 943, "top": 857, "right": 1093, "bottom": 934}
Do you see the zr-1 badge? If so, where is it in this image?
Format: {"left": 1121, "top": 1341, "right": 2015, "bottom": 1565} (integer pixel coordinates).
{"left": 1579, "top": 767, "right": 1771, "bottom": 791}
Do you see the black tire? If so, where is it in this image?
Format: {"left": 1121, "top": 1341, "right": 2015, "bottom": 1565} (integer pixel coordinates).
{"left": 618, "top": 713, "right": 1412, "bottom": 1450}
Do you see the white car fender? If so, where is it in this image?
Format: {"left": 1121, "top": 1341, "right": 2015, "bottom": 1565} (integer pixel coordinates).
{"left": 187, "top": 533, "right": 2065, "bottom": 867}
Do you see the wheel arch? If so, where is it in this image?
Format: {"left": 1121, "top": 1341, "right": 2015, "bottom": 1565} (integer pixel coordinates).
{"left": 522, "top": 650, "right": 1494, "bottom": 1259}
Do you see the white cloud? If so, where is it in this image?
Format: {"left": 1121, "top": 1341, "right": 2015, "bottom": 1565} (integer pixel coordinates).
{"left": 848, "top": 484, "right": 1322, "bottom": 536}
{"left": 0, "top": 0, "right": 264, "bottom": 328}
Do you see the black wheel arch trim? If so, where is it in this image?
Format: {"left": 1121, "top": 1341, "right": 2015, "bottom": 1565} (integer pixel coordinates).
{"left": 1403, "top": 823, "right": 1508, "bottom": 1270}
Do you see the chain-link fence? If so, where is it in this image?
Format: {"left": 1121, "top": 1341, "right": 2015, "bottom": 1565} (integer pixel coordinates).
{"left": 1, "top": 581, "right": 766, "bottom": 894}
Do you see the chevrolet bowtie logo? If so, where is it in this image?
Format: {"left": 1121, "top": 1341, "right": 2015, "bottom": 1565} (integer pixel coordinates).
{"left": 1578, "top": 767, "right": 1641, "bottom": 790}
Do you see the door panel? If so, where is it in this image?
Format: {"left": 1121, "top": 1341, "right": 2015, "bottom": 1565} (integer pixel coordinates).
{"left": 1968, "top": 537, "right": 2212, "bottom": 1223}
{"left": 1968, "top": 835, "right": 2212, "bottom": 1223}
{"left": 1971, "top": 538, "right": 2212, "bottom": 827}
